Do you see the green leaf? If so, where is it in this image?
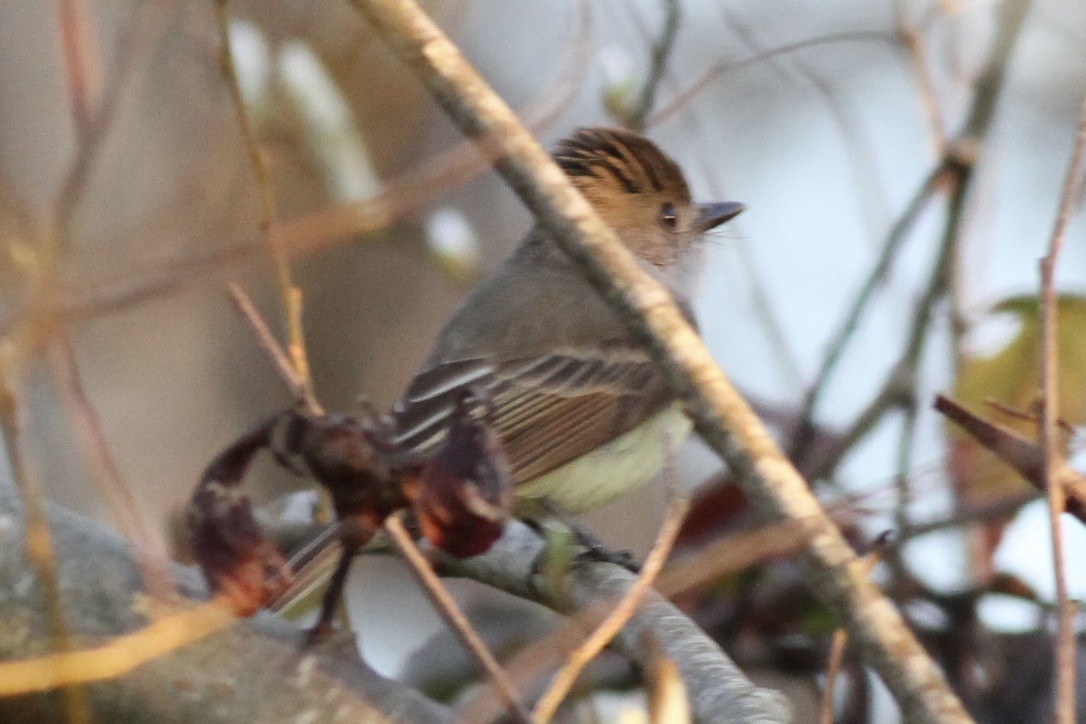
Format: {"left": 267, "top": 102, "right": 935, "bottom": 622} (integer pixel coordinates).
{"left": 949, "top": 294, "right": 1086, "bottom": 501}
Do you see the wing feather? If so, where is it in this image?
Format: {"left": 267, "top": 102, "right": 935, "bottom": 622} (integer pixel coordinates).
{"left": 392, "top": 345, "right": 671, "bottom": 485}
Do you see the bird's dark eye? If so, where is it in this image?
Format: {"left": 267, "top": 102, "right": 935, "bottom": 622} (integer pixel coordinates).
{"left": 658, "top": 202, "right": 678, "bottom": 231}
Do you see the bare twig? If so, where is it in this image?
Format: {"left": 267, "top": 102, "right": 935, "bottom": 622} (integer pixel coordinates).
{"left": 821, "top": 628, "right": 849, "bottom": 724}
{"left": 809, "top": 154, "right": 970, "bottom": 481}
{"left": 934, "top": 395, "right": 1086, "bottom": 524}
{"left": 0, "top": 355, "right": 92, "bottom": 723}
{"left": 897, "top": 19, "right": 947, "bottom": 157}
{"left": 55, "top": 1, "right": 164, "bottom": 242}
{"left": 57, "top": 0, "right": 102, "bottom": 142}
{"left": 347, "top": 0, "right": 969, "bottom": 718}
{"left": 648, "top": 30, "right": 894, "bottom": 127}
{"left": 626, "top": 0, "right": 680, "bottom": 131}
{"left": 820, "top": 550, "right": 882, "bottom": 724}
{"left": 791, "top": 162, "right": 947, "bottom": 469}
{"left": 896, "top": 489, "right": 1038, "bottom": 540}
{"left": 1038, "top": 90, "right": 1086, "bottom": 724}
{"left": 45, "top": 328, "right": 174, "bottom": 601}
{"left": 656, "top": 519, "right": 809, "bottom": 598}
{"left": 45, "top": 334, "right": 145, "bottom": 545}
{"left": 227, "top": 283, "right": 313, "bottom": 408}
{"left": 532, "top": 494, "right": 689, "bottom": 722}
{"left": 214, "top": 0, "right": 318, "bottom": 414}
{"left": 383, "top": 512, "right": 530, "bottom": 723}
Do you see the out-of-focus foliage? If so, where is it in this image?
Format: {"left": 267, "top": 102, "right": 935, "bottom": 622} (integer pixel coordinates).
{"left": 950, "top": 295, "right": 1086, "bottom": 501}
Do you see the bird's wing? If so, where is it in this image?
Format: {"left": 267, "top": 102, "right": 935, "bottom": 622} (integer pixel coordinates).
{"left": 392, "top": 344, "right": 672, "bottom": 484}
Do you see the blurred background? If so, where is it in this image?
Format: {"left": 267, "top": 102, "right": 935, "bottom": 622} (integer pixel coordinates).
{"left": 2, "top": 0, "right": 1086, "bottom": 720}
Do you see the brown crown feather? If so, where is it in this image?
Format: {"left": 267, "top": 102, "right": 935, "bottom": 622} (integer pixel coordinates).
{"left": 553, "top": 127, "right": 691, "bottom": 200}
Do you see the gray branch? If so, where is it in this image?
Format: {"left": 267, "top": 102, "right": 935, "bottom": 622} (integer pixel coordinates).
{"left": 0, "top": 480, "right": 450, "bottom": 724}
{"left": 435, "top": 520, "right": 793, "bottom": 723}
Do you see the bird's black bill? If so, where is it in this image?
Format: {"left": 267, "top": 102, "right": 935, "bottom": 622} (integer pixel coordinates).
{"left": 695, "top": 201, "right": 745, "bottom": 232}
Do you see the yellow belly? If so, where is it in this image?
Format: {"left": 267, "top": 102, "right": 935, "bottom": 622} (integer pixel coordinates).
{"left": 513, "top": 404, "right": 691, "bottom": 513}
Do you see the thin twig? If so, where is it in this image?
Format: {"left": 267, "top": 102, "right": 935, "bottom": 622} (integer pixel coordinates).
{"left": 532, "top": 495, "right": 690, "bottom": 722}
{"left": 214, "top": 0, "right": 318, "bottom": 414}
{"left": 896, "top": 490, "right": 1037, "bottom": 540}
{"left": 809, "top": 162, "right": 968, "bottom": 480}
{"left": 626, "top": 0, "right": 680, "bottom": 131}
{"left": 898, "top": 20, "right": 947, "bottom": 157}
{"left": 57, "top": 0, "right": 102, "bottom": 143}
{"left": 45, "top": 342, "right": 133, "bottom": 524}
{"left": 648, "top": 30, "right": 894, "bottom": 127}
{"left": 0, "top": 355, "right": 92, "bottom": 723}
{"left": 46, "top": 327, "right": 174, "bottom": 600}
{"left": 820, "top": 629, "right": 849, "bottom": 724}
{"left": 820, "top": 550, "right": 882, "bottom": 724}
{"left": 982, "top": 398, "right": 1076, "bottom": 435}
{"left": 791, "top": 162, "right": 947, "bottom": 468}
{"left": 383, "top": 512, "right": 531, "bottom": 723}
{"left": 656, "top": 519, "right": 809, "bottom": 598}
{"left": 55, "top": 0, "right": 164, "bottom": 243}
{"left": 227, "top": 282, "right": 313, "bottom": 408}
{"left": 892, "top": 393, "right": 920, "bottom": 544}
{"left": 348, "top": 0, "right": 970, "bottom": 717}
{"left": 1038, "top": 91, "right": 1086, "bottom": 724}
{"left": 934, "top": 395, "right": 1086, "bottom": 524}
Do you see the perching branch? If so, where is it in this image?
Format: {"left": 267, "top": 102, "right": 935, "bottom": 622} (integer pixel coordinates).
{"left": 531, "top": 492, "right": 688, "bottom": 722}
{"left": 434, "top": 521, "right": 792, "bottom": 723}
{"left": 345, "top": 0, "right": 970, "bottom": 719}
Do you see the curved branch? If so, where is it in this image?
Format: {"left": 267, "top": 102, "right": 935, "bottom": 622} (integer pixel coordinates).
{"left": 435, "top": 521, "right": 792, "bottom": 723}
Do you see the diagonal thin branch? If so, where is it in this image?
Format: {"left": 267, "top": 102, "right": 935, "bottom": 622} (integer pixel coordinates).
{"left": 625, "top": 0, "right": 680, "bottom": 131}
{"left": 227, "top": 282, "right": 313, "bottom": 408}
{"left": 791, "top": 162, "right": 947, "bottom": 468}
{"left": 57, "top": 0, "right": 102, "bottom": 142}
{"left": 214, "top": 0, "right": 319, "bottom": 414}
{"left": 648, "top": 30, "right": 894, "bottom": 127}
{"left": 346, "top": 0, "right": 970, "bottom": 719}
{"left": 796, "top": 0, "right": 1034, "bottom": 481}
{"left": 45, "top": 327, "right": 175, "bottom": 605}
{"left": 532, "top": 494, "right": 689, "bottom": 722}
{"left": 934, "top": 395, "right": 1086, "bottom": 524}
{"left": 383, "top": 512, "right": 530, "bottom": 723}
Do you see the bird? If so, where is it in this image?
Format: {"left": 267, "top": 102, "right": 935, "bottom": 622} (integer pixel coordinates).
{"left": 391, "top": 126, "right": 744, "bottom": 516}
